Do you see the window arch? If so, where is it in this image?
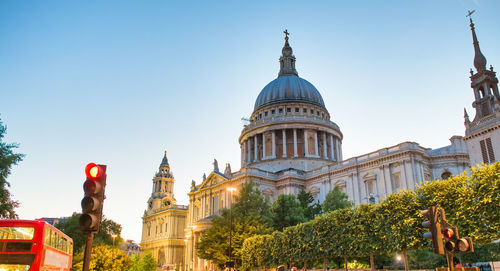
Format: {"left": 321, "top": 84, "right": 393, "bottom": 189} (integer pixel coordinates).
{"left": 441, "top": 171, "right": 452, "bottom": 180}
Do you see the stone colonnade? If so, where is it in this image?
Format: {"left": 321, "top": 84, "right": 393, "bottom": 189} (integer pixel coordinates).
{"left": 241, "top": 128, "right": 342, "bottom": 165}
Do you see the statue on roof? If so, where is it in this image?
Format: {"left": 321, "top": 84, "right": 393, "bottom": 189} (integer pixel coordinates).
{"left": 213, "top": 159, "right": 219, "bottom": 172}
{"left": 224, "top": 163, "right": 232, "bottom": 176}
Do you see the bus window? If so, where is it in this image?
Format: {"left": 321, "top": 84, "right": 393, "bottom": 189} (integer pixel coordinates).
{"left": 44, "top": 227, "right": 51, "bottom": 245}
{"left": 0, "top": 227, "right": 35, "bottom": 240}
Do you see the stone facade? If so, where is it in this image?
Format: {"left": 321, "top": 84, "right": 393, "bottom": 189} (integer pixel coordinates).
{"left": 143, "top": 20, "right": 498, "bottom": 271}
{"left": 141, "top": 152, "right": 188, "bottom": 270}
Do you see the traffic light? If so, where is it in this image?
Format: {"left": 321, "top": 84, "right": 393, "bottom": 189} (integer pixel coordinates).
{"left": 442, "top": 225, "right": 474, "bottom": 253}
{"left": 421, "top": 206, "right": 444, "bottom": 255}
{"left": 442, "top": 226, "right": 458, "bottom": 253}
{"left": 457, "top": 237, "right": 474, "bottom": 253}
{"left": 80, "top": 163, "right": 107, "bottom": 233}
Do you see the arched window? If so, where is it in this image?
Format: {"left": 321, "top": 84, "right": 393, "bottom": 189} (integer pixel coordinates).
{"left": 441, "top": 171, "right": 452, "bottom": 180}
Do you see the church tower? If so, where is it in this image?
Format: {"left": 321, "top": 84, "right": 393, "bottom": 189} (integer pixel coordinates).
{"left": 149, "top": 151, "right": 177, "bottom": 210}
{"left": 464, "top": 14, "right": 500, "bottom": 165}
{"left": 141, "top": 152, "right": 188, "bottom": 270}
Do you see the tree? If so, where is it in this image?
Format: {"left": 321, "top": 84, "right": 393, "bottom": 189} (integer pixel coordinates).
{"left": 0, "top": 118, "right": 24, "bottom": 218}
{"left": 73, "top": 244, "right": 132, "bottom": 271}
{"left": 378, "top": 190, "right": 425, "bottom": 271}
{"left": 297, "top": 189, "right": 322, "bottom": 220}
{"left": 416, "top": 162, "right": 500, "bottom": 244}
{"left": 196, "top": 181, "right": 273, "bottom": 269}
{"left": 232, "top": 180, "right": 273, "bottom": 226}
{"left": 322, "top": 186, "right": 352, "bottom": 213}
{"left": 271, "top": 194, "right": 306, "bottom": 231}
{"left": 128, "top": 253, "right": 156, "bottom": 271}
{"left": 55, "top": 213, "right": 123, "bottom": 254}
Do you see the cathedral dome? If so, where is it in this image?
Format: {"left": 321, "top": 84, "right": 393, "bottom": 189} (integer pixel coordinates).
{"left": 254, "top": 75, "right": 325, "bottom": 111}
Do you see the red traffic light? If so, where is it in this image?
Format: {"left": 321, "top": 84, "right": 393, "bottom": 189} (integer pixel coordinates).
{"left": 85, "top": 163, "right": 104, "bottom": 179}
{"left": 442, "top": 228, "right": 454, "bottom": 240}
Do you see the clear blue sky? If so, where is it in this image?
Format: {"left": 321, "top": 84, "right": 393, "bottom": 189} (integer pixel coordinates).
{"left": 1, "top": 0, "right": 499, "bottom": 242}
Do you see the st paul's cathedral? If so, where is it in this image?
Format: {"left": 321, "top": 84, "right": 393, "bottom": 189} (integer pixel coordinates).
{"left": 140, "top": 18, "right": 500, "bottom": 270}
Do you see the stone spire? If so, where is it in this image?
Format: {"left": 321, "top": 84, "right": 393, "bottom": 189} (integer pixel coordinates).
{"left": 278, "top": 29, "right": 298, "bottom": 77}
{"left": 469, "top": 13, "right": 487, "bottom": 72}
{"left": 160, "top": 151, "right": 170, "bottom": 170}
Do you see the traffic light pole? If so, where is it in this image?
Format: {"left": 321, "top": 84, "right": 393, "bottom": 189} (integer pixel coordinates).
{"left": 82, "top": 232, "right": 95, "bottom": 271}
{"left": 446, "top": 251, "right": 455, "bottom": 271}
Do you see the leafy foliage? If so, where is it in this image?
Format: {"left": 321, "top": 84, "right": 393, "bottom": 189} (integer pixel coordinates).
{"left": 73, "top": 244, "right": 131, "bottom": 271}
{"left": 271, "top": 194, "right": 306, "bottom": 231}
{"left": 241, "top": 162, "right": 500, "bottom": 270}
{"left": 0, "top": 118, "right": 24, "bottom": 218}
{"left": 55, "top": 213, "right": 123, "bottom": 254}
{"left": 196, "top": 181, "right": 273, "bottom": 268}
{"left": 297, "top": 189, "right": 322, "bottom": 220}
{"left": 128, "top": 253, "right": 157, "bottom": 271}
{"left": 322, "top": 186, "right": 352, "bottom": 213}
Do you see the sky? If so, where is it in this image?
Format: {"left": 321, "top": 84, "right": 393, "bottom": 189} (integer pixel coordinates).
{"left": 1, "top": 0, "right": 499, "bottom": 242}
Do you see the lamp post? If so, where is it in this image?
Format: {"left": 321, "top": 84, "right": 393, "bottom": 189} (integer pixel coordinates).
{"left": 227, "top": 187, "right": 237, "bottom": 271}
{"left": 187, "top": 225, "right": 197, "bottom": 271}
{"left": 111, "top": 234, "right": 117, "bottom": 268}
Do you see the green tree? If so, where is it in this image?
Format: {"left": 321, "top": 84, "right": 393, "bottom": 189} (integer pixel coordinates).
{"left": 196, "top": 181, "right": 273, "bottom": 269}
{"left": 232, "top": 180, "right": 272, "bottom": 226}
{"left": 378, "top": 190, "right": 425, "bottom": 271}
{"left": 271, "top": 194, "right": 306, "bottom": 231}
{"left": 0, "top": 118, "right": 24, "bottom": 218}
{"left": 73, "top": 244, "right": 132, "bottom": 271}
{"left": 416, "top": 162, "right": 500, "bottom": 244}
{"left": 56, "top": 213, "right": 123, "bottom": 254}
{"left": 297, "top": 189, "right": 322, "bottom": 220}
{"left": 322, "top": 186, "right": 352, "bottom": 213}
{"left": 128, "top": 253, "right": 156, "bottom": 271}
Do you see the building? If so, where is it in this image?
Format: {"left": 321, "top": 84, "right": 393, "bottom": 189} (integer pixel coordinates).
{"left": 141, "top": 18, "right": 498, "bottom": 271}
{"left": 141, "top": 152, "right": 188, "bottom": 270}
{"left": 120, "top": 240, "right": 141, "bottom": 257}
{"left": 463, "top": 18, "right": 500, "bottom": 165}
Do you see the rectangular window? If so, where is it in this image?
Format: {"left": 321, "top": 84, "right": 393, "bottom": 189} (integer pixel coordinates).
{"left": 271, "top": 109, "right": 275, "bottom": 115}
{"left": 480, "top": 138, "right": 496, "bottom": 163}
{"left": 303, "top": 108, "right": 307, "bottom": 113}
{"left": 486, "top": 138, "right": 495, "bottom": 162}
{"left": 287, "top": 108, "right": 291, "bottom": 112}
{"left": 295, "top": 108, "right": 299, "bottom": 112}
{"left": 0, "top": 227, "right": 35, "bottom": 240}
{"left": 279, "top": 108, "right": 283, "bottom": 114}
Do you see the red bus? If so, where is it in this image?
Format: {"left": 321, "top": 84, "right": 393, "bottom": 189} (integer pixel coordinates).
{"left": 0, "top": 219, "right": 73, "bottom": 271}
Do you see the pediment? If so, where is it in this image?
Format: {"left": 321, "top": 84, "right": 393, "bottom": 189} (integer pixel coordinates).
{"left": 363, "top": 172, "right": 377, "bottom": 181}
{"left": 196, "top": 171, "right": 230, "bottom": 190}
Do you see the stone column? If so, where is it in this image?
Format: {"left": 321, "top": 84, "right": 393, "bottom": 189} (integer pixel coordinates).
{"left": 240, "top": 143, "right": 244, "bottom": 168}
{"left": 329, "top": 134, "right": 335, "bottom": 161}
{"left": 334, "top": 139, "right": 340, "bottom": 161}
{"left": 262, "top": 133, "right": 266, "bottom": 159}
{"left": 282, "top": 129, "right": 287, "bottom": 158}
{"left": 314, "top": 131, "right": 319, "bottom": 157}
{"left": 401, "top": 160, "right": 409, "bottom": 189}
{"left": 293, "top": 129, "right": 298, "bottom": 157}
{"left": 272, "top": 130, "right": 276, "bottom": 158}
{"left": 304, "top": 129, "right": 309, "bottom": 157}
{"left": 254, "top": 135, "right": 258, "bottom": 162}
{"left": 322, "top": 132, "right": 327, "bottom": 159}
{"left": 383, "top": 165, "right": 392, "bottom": 194}
{"left": 339, "top": 141, "right": 343, "bottom": 161}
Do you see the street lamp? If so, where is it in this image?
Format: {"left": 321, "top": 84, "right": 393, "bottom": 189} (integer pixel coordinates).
{"left": 184, "top": 239, "right": 188, "bottom": 271}
{"left": 111, "top": 234, "right": 117, "bottom": 268}
{"left": 227, "top": 186, "right": 237, "bottom": 271}
{"left": 188, "top": 225, "right": 197, "bottom": 271}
